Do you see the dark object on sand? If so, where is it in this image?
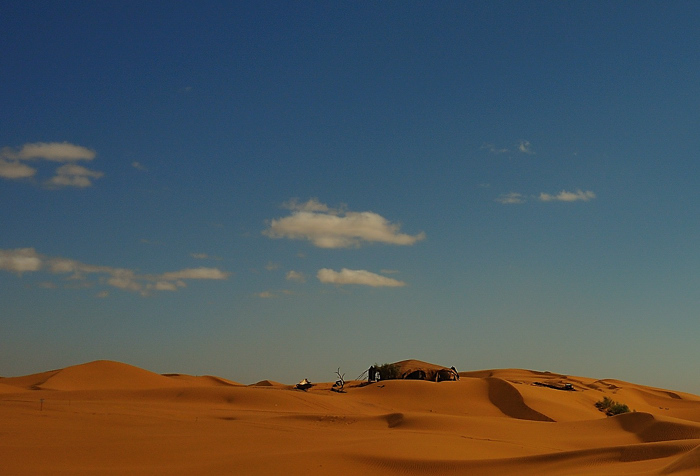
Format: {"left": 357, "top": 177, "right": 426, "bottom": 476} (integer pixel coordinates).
{"left": 295, "top": 378, "right": 313, "bottom": 391}
{"left": 368, "top": 365, "right": 377, "bottom": 383}
{"left": 391, "top": 360, "right": 460, "bottom": 382}
{"left": 332, "top": 368, "right": 346, "bottom": 393}
{"left": 533, "top": 381, "right": 575, "bottom": 391}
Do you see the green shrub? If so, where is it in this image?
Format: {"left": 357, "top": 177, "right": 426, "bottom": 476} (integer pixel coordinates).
{"left": 608, "top": 402, "right": 631, "bottom": 415}
{"left": 375, "top": 363, "right": 401, "bottom": 380}
{"left": 595, "top": 397, "right": 614, "bottom": 411}
{"left": 595, "top": 396, "right": 631, "bottom": 416}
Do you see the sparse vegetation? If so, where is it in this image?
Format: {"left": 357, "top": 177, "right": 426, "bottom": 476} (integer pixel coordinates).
{"left": 332, "top": 368, "right": 346, "bottom": 393}
{"left": 595, "top": 396, "right": 631, "bottom": 416}
{"left": 375, "top": 363, "right": 401, "bottom": 380}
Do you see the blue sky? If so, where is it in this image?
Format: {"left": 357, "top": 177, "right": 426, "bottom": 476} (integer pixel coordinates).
{"left": 2, "top": 2, "right": 700, "bottom": 392}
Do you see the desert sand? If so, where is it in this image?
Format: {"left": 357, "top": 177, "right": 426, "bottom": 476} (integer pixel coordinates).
{"left": 2, "top": 360, "right": 700, "bottom": 475}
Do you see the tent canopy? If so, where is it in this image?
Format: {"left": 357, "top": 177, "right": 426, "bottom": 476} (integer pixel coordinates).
{"left": 389, "top": 359, "right": 458, "bottom": 382}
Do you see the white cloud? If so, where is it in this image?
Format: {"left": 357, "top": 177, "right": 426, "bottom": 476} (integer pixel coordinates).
{"left": 46, "top": 257, "right": 106, "bottom": 277}
{"left": 539, "top": 189, "right": 596, "bottom": 202}
{"left": 285, "top": 270, "right": 306, "bottom": 282}
{"left": 495, "top": 192, "right": 526, "bottom": 204}
{"left": 46, "top": 164, "right": 104, "bottom": 188}
{"left": 9, "top": 142, "right": 96, "bottom": 162}
{"left": 256, "top": 291, "right": 274, "bottom": 298}
{"left": 1, "top": 142, "right": 103, "bottom": 187}
{"left": 265, "top": 200, "right": 425, "bottom": 248}
{"left": 132, "top": 161, "right": 147, "bottom": 171}
{"left": 106, "top": 270, "right": 143, "bottom": 292}
{"left": 0, "top": 248, "right": 230, "bottom": 296}
{"left": 152, "top": 281, "right": 181, "bottom": 291}
{"left": 317, "top": 268, "right": 407, "bottom": 287}
{"left": 0, "top": 159, "right": 36, "bottom": 179}
{"left": 0, "top": 248, "right": 42, "bottom": 273}
{"left": 159, "top": 267, "right": 230, "bottom": 280}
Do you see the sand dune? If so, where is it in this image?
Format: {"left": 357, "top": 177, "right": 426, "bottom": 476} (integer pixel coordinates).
{"left": 2, "top": 360, "right": 177, "bottom": 391}
{"left": 2, "top": 361, "right": 699, "bottom": 475}
{"left": 1, "top": 368, "right": 62, "bottom": 390}
{"left": 0, "top": 382, "right": 29, "bottom": 394}
{"left": 251, "top": 379, "right": 287, "bottom": 387}
{"left": 163, "top": 373, "right": 243, "bottom": 387}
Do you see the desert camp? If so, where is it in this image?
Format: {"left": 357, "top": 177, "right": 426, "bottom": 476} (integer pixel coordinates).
{"left": 369, "top": 359, "right": 459, "bottom": 382}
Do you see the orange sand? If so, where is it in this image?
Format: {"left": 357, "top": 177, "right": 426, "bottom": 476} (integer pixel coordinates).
{"left": 2, "top": 360, "right": 700, "bottom": 475}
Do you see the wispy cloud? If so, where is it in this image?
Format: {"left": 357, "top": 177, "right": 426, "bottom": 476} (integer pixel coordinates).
{"left": 317, "top": 268, "right": 406, "bottom": 287}
{"left": 190, "top": 252, "right": 222, "bottom": 261}
{"left": 283, "top": 198, "right": 333, "bottom": 213}
{"left": 6, "top": 142, "right": 96, "bottom": 162}
{"left": 264, "top": 199, "right": 425, "bottom": 248}
{"left": 518, "top": 140, "right": 534, "bottom": 155}
{"left": 0, "top": 142, "right": 103, "bottom": 188}
{"left": 255, "top": 289, "right": 293, "bottom": 298}
{"left": 159, "top": 268, "right": 229, "bottom": 280}
{"left": 132, "top": 161, "right": 148, "bottom": 171}
{"left": 46, "top": 164, "right": 104, "bottom": 189}
{"left": 285, "top": 270, "right": 306, "bottom": 282}
{"left": 538, "top": 190, "right": 596, "bottom": 202}
{"left": 481, "top": 140, "right": 534, "bottom": 156}
{"left": 0, "top": 248, "right": 230, "bottom": 296}
{"left": 495, "top": 192, "right": 526, "bottom": 204}
{"left": 265, "top": 261, "right": 280, "bottom": 271}
{"left": 481, "top": 143, "right": 510, "bottom": 154}
{"left": 496, "top": 189, "right": 596, "bottom": 204}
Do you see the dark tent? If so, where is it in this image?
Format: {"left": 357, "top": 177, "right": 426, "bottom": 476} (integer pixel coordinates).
{"left": 387, "top": 359, "right": 459, "bottom": 382}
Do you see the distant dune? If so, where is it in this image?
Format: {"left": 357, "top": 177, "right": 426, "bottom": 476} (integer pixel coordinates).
{"left": 251, "top": 379, "right": 287, "bottom": 387}
{"left": 2, "top": 360, "right": 700, "bottom": 475}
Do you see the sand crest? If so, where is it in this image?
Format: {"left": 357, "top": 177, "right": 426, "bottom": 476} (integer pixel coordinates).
{"left": 2, "top": 361, "right": 699, "bottom": 475}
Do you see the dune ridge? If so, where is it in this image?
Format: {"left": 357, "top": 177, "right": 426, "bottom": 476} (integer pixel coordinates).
{"left": 485, "top": 377, "right": 554, "bottom": 422}
{"left": 2, "top": 361, "right": 700, "bottom": 475}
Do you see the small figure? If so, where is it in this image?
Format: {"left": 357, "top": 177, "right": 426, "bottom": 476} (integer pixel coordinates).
{"left": 368, "top": 366, "right": 377, "bottom": 383}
